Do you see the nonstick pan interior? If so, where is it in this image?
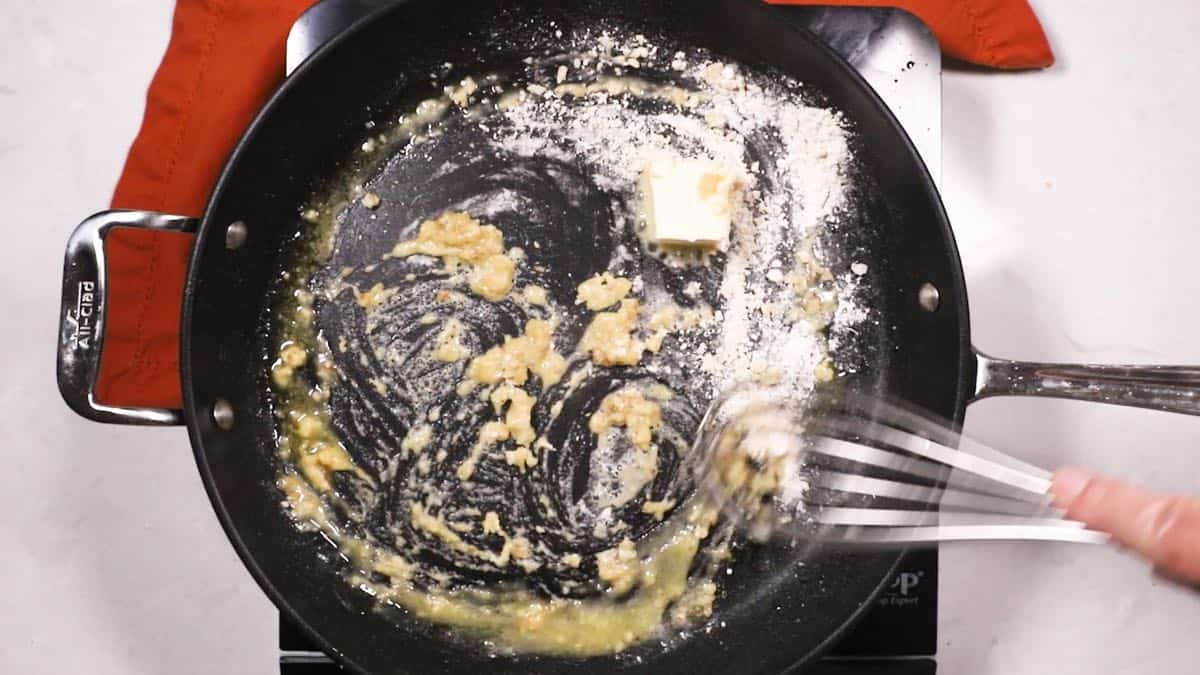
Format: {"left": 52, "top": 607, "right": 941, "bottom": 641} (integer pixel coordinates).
{"left": 182, "top": 1, "right": 974, "bottom": 673}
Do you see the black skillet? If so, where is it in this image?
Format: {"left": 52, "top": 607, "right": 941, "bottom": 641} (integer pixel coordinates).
{"left": 57, "top": 0, "right": 1200, "bottom": 673}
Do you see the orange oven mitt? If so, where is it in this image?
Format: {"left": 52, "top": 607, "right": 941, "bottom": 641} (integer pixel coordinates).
{"left": 766, "top": 0, "right": 1053, "bottom": 69}
{"left": 99, "top": 0, "right": 312, "bottom": 409}
{"left": 97, "top": 0, "right": 1052, "bottom": 410}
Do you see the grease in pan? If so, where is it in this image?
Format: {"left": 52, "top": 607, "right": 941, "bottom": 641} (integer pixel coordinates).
{"left": 266, "top": 28, "right": 866, "bottom": 656}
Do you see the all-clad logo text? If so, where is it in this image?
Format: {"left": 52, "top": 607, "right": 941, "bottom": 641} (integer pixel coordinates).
{"left": 73, "top": 281, "right": 96, "bottom": 348}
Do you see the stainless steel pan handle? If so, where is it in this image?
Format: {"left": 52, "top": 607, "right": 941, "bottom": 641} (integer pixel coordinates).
{"left": 57, "top": 210, "right": 197, "bottom": 425}
{"left": 974, "top": 350, "right": 1200, "bottom": 415}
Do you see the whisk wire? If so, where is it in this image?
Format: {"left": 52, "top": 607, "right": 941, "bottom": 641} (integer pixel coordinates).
{"left": 699, "top": 389, "right": 1110, "bottom": 546}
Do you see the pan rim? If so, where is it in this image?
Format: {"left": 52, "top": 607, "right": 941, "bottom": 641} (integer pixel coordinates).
{"left": 181, "top": 1, "right": 974, "bottom": 673}
{"left": 180, "top": 2, "right": 409, "bottom": 673}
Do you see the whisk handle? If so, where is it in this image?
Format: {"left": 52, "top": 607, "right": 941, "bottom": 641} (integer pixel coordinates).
{"left": 974, "top": 352, "right": 1200, "bottom": 416}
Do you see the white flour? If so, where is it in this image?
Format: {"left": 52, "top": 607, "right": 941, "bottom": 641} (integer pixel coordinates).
{"left": 267, "top": 27, "right": 871, "bottom": 656}
{"left": 491, "top": 34, "right": 855, "bottom": 400}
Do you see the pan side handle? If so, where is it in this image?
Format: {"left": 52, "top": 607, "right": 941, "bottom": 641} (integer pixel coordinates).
{"left": 58, "top": 210, "right": 197, "bottom": 425}
{"left": 973, "top": 350, "right": 1200, "bottom": 416}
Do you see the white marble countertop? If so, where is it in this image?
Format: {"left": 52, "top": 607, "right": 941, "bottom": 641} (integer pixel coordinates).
{"left": 3, "top": 1, "right": 1197, "bottom": 673}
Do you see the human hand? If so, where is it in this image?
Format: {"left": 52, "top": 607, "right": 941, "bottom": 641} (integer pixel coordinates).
{"left": 1052, "top": 468, "right": 1200, "bottom": 586}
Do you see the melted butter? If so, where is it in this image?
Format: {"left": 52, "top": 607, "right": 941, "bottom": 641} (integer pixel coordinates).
{"left": 575, "top": 272, "right": 632, "bottom": 311}
{"left": 596, "top": 538, "right": 639, "bottom": 594}
{"left": 351, "top": 503, "right": 715, "bottom": 657}
{"left": 269, "top": 70, "right": 736, "bottom": 658}
{"left": 355, "top": 282, "right": 395, "bottom": 309}
{"left": 580, "top": 298, "right": 643, "bottom": 366}
{"left": 401, "top": 425, "right": 433, "bottom": 456}
{"left": 392, "top": 211, "right": 502, "bottom": 265}
{"left": 589, "top": 388, "right": 662, "bottom": 451}
{"left": 457, "top": 383, "right": 544, "bottom": 476}
{"left": 410, "top": 501, "right": 527, "bottom": 569}
{"left": 468, "top": 252, "right": 516, "bottom": 302}
{"left": 279, "top": 411, "right": 720, "bottom": 656}
{"left": 598, "top": 441, "right": 658, "bottom": 510}
{"left": 522, "top": 284, "right": 548, "bottom": 306}
{"left": 277, "top": 474, "right": 330, "bottom": 524}
{"left": 446, "top": 76, "right": 478, "bottom": 108}
{"left": 391, "top": 212, "right": 516, "bottom": 301}
{"left": 296, "top": 443, "right": 359, "bottom": 492}
{"left": 482, "top": 511, "right": 503, "bottom": 535}
{"left": 432, "top": 319, "right": 470, "bottom": 362}
{"left": 464, "top": 319, "right": 567, "bottom": 389}
{"left": 642, "top": 499, "right": 677, "bottom": 521}
{"left": 645, "top": 305, "right": 679, "bottom": 353}
{"left": 489, "top": 384, "right": 536, "bottom": 446}
{"left": 668, "top": 580, "right": 717, "bottom": 627}
{"left": 284, "top": 403, "right": 366, "bottom": 493}
{"left": 504, "top": 445, "right": 538, "bottom": 471}
{"left": 456, "top": 421, "right": 511, "bottom": 481}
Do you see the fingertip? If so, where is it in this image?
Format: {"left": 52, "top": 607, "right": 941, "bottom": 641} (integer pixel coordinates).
{"left": 1051, "top": 466, "right": 1094, "bottom": 509}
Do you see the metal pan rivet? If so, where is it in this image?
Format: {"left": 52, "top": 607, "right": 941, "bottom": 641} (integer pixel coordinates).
{"left": 225, "top": 221, "right": 248, "bottom": 250}
{"left": 918, "top": 283, "right": 940, "bottom": 312}
{"left": 212, "top": 398, "right": 235, "bottom": 430}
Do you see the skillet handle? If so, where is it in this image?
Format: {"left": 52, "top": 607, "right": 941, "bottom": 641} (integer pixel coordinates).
{"left": 973, "top": 350, "right": 1200, "bottom": 416}
{"left": 58, "top": 210, "right": 197, "bottom": 425}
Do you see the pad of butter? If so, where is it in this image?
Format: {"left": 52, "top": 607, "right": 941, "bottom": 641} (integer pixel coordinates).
{"left": 640, "top": 157, "right": 740, "bottom": 248}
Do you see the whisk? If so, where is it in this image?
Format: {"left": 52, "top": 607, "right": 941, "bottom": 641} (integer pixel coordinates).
{"left": 690, "top": 386, "right": 1109, "bottom": 546}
